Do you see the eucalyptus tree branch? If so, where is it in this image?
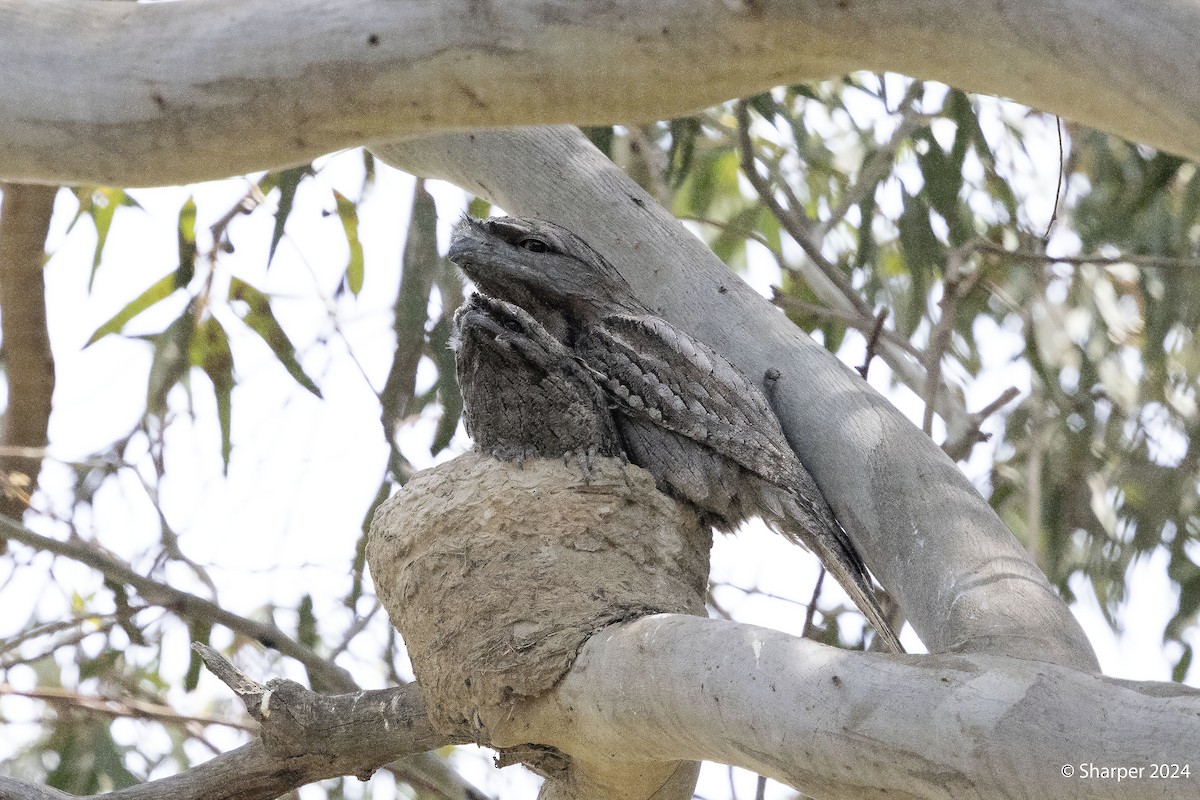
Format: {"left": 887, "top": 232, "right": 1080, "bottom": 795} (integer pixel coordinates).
{"left": 4, "top": 0, "right": 1200, "bottom": 185}
{"left": 0, "top": 648, "right": 458, "bottom": 800}
{"left": 940, "top": 386, "right": 1022, "bottom": 463}
{"left": 488, "top": 615, "right": 1199, "bottom": 800}
{"left": 1, "top": 516, "right": 488, "bottom": 799}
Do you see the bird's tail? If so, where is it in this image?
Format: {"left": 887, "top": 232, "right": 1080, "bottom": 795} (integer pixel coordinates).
{"left": 753, "top": 479, "right": 905, "bottom": 654}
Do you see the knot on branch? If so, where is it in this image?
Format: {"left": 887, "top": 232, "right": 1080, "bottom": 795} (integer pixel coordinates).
{"left": 366, "top": 453, "right": 710, "bottom": 743}
{"left": 192, "top": 643, "right": 445, "bottom": 767}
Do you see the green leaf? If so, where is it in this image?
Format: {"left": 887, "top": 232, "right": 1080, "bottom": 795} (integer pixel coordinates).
{"left": 72, "top": 187, "right": 142, "bottom": 291}
{"left": 190, "top": 316, "right": 235, "bottom": 472}
{"left": 263, "top": 165, "right": 311, "bottom": 266}
{"left": 361, "top": 149, "right": 376, "bottom": 191}
{"left": 1172, "top": 643, "right": 1194, "bottom": 684}
{"left": 146, "top": 309, "right": 197, "bottom": 417}
{"left": 915, "top": 128, "right": 964, "bottom": 225}
{"left": 583, "top": 126, "right": 615, "bottom": 158}
{"left": 381, "top": 181, "right": 439, "bottom": 430}
{"left": 467, "top": 195, "right": 492, "bottom": 220}
{"left": 333, "top": 189, "right": 365, "bottom": 296}
{"left": 748, "top": 91, "right": 777, "bottom": 120}
{"left": 676, "top": 148, "right": 740, "bottom": 218}
{"left": 184, "top": 619, "right": 213, "bottom": 692}
{"left": 176, "top": 197, "right": 197, "bottom": 287}
{"left": 297, "top": 594, "right": 318, "bottom": 649}
{"left": 46, "top": 720, "right": 139, "bottom": 792}
{"left": 666, "top": 117, "right": 702, "bottom": 189}
{"left": 427, "top": 314, "right": 462, "bottom": 456}
{"left": 85, "top": 271, "right": 182, "bottom": 346}
{"left": 78, "top": 650, "right": 122, "bottom": 682}
{"left": 228, "top": 276, "right": 322, "bottom": 398}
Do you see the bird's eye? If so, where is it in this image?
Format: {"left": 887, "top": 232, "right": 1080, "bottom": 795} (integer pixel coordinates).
{"left": 518, "top": 238, "right": 549, "bottom": 253}
{"left": 501, "top": 318, "right": 524, "bottom": 334}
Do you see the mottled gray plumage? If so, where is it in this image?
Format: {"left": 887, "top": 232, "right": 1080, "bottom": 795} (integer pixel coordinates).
{"left": 452, "top": 293, "right": 622, "bottom": 461}
{"left": 449, "top": 216, "right": 903, "bottom": 653}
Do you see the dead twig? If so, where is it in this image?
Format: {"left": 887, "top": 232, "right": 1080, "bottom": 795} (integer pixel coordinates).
{"left": 857, "top": 308, "right": 890, "bottom": 379}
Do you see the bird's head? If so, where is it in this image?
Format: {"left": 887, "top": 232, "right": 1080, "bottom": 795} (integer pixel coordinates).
{"left": 451, "top": 292, "right": 571, "bottom": 366}
{"left": 448, "top": 216, "right": 641, "bottom": 323}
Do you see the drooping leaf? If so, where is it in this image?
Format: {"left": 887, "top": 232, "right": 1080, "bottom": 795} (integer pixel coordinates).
{"left": 1172, "top": 643, "right": 1194, "bottom": 684}
{"left": 666, "top": 117, "right": 702, "bottom": 189}
{"left": 227, "top": 276, "right": 322, "bottom": 398}
{"left": 381, "top": 181, "right": 439, "bottom": 436}
{"left": 45, "top": 720, "right": 139, "bottom": 792}
{"left": 427, "top": 313, "right": 462, "bottom": 456}
{"left": 190, "top": 316, "right": 235, "bottom": 472}
{"left": 85, "top": 271, "right": 182, "bottom": 346}
{"left": 428, "top": 258, "right": 466, "bottom": 457}
{"left": 176, "top": 197, "right": 197, "bottom": 287}
{"left": 184, "top": 619, "right": 213, "bottom": 691}
{"left": 297, "top": 594, "right": 318, "bottom": 649}
{"left": 145, "top": 305, "right": 197, "bottom": 418}
{"left": 583, "top": 126, "right": 615, "bottom": 159}
{"left": 262, "top": 165, "right": 312, "bottom": 266}
{"left": 70, "top": 187, "right": 143, "bottom": 291}
{"left": 361, "top": 149, "right": 376, "bottom": 191}
{"left": 332, "top": 189, "right": 365, "bottom": 296}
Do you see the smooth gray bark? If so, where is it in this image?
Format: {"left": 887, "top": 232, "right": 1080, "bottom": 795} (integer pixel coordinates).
{"left": 1, "top": 0, "right": 1198, "bottom": 185}
{"left": 491, "top": 615, "right": 1200, "bottom": 800}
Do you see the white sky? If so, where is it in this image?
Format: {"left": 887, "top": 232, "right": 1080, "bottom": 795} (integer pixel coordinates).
{"left": 1, "top": 114, "right": 1196, "bottom": 798}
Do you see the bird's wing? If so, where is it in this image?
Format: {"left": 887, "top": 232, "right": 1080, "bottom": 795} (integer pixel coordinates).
{"left": 581, "top": 314, "right": 802, "bottom": 483}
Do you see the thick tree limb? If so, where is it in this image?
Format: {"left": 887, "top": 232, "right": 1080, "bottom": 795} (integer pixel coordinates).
{"left": 374, "top": 127, "right": 1099, "bottom": 671}
{"left": 490, "top": 615, "right": 1200, "bottom": 800}
{"left": 1, "top": 0, "right": 1198, "bottom": 185}
{"left": 0, "top": 183, "right": 57, "bottom": 535}
{"left": 2, "top": 615, "right": 1194, "bottom": 799}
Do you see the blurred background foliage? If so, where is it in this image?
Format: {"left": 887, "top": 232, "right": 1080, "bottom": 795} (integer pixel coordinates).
{"left": 2, "top": 73, "right": 1198, "bottom": 797}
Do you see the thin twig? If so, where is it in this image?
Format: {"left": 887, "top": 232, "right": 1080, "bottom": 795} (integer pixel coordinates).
{"left": 770, "top": 291, "right": 925, "bottom": 361}
{"left": 857, "top": 308, "right": 890, "bottom": 379}
{"left": 675, "top": 213, "right": 788, "bottom": 273}
{"left": 625, "top": 125, "right": 672, "bottom": 208}
{"left": 801, "top": 566, "right": 827, "bottom": 642}
{"left": 734, "top": 100, "right": 873, "bottom": 318}
{"left": 922, "top": 240, "right": 982, "bottom": 436}
{"left": 1042, "top": 116, "right": 1064, "bottom": 242}
{"left": 0, "top": 515, "right": 357, "bottom": 693}
{"left": 972, "top": 240, "right": 1200, "bottom": 271}
{"left": 941, "top": 386, "right": 1022, "bottom": 462}
{"left": 0, "top": 683, "right": 255, "bottom": 732}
